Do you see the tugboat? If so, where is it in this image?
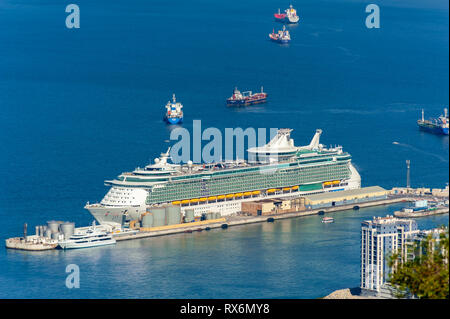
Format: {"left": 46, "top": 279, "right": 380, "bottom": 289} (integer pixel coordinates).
{"left": 269, "top": 25, "right": 291, "bottom": 43}
{"left": 226, "top": 87, "right": 267, "bottom": 106}
{"left": 274, "top": 5, "right": 299, "bottom": 24}
{"left": 417, "top": 108, "right": 449, "bottom": 135}
{"left": 163, "top": 94, "right": 184, "bottom": 124}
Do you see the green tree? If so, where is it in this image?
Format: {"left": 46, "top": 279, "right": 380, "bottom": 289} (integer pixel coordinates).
{"left": 388, "top": 227, "right": 449, "bottom": 299}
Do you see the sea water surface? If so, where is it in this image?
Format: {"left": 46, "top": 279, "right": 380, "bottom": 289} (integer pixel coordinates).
{"left": 0, "top": 0, "right": 448, "bottom": 298}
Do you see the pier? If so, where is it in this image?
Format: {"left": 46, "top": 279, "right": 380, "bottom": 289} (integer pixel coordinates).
{"left": 5, "top": 235, "right": 58, "bottom": 251}
{"left": 113, "top": 195, "right": 415, "bottom": 242}
{"left": 6, "top": 185, "right": 448, "bottom": 249}
{"left": 394, "top": 207, "right": 449, "bottom": 218}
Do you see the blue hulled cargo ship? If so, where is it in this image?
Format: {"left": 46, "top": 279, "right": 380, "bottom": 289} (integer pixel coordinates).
{"left": 163, "top": 94, "right": 183, "bottom": 124}
{"left": 417, "top": 108, "right": 449, "bottom": 135}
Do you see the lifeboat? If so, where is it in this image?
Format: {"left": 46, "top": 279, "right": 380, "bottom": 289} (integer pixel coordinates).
{"left": 235, "top": 193, "right": 243, "bottom": 197}
{"left": 181, "top": 199, "right": 190, "bottom": 204}
{"left": 226, "top": 194, "right": 234, "bottom": 199}
{"left": 217, "top": 195, "right": 226, "bottom": 200}
{"left": 283, "top": 187, "right": 291, "bottom": 191}
{"left": 323, "top": 181, "right": 332, "bottom": 186}
{"left": 292, "top": 185, "right": 299, "bottom": 190}
{"left": 243, "top": 192, "right": 252, "bottom": 196}
{"left": 267, "top": 189, "right": 276, "bottom": 193}
{"left": 190, "top": 198, "right": 199, "bottom": 203}
{"left": 172, "top": 200, "right": 181, "bottom": 205}
{"left": 199, "top": 197, "right": 207, "bottom": 202}
{"left": 207, "top": 196, "right": 217, "bottom": 201}
{"left": 332, "top": 180, "right": 341, "bottom": 185}
{"left": 251, "top": 190, "right": 260, "bottom": 195}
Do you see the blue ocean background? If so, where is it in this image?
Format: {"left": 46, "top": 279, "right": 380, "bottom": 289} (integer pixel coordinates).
{"left": 0, "top": 0, "right": 448, "bottom": 298}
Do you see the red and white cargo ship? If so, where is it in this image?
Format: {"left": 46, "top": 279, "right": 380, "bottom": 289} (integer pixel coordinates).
{"left": 226, "top": 87, "right": 267, "bottom": 106}
{"left": 274, "top": 5, "right": 300, "bottom": 24}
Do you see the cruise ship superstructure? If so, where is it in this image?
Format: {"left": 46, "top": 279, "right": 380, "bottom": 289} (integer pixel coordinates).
{"left": 85, "top": 129, "right": 361, "bottom": 225}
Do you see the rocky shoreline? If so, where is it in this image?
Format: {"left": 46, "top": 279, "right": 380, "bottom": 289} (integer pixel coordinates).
{"left": 323, "top": 288, "right": 379, "bottom": 299}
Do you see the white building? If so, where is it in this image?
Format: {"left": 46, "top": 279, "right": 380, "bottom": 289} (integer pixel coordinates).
{"left": 406, "top": 228, "right": 448, "bottom": 262}
{"left": 360, "top": 216, "right": 419, "bottom": 292}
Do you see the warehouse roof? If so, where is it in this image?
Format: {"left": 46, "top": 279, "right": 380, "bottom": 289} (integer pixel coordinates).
{"left": 303, "top": 186, "right": 387, "bottom": 202}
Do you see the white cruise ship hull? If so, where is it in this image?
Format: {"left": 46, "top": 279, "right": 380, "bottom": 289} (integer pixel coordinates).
{"left": 87, "top": 182, "right": 359, "bottom": 225}
{"left": 86, "top": 204, "right": 146, "bottom": 225}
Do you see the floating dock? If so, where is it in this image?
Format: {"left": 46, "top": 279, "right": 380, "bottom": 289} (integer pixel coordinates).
{"left": 7, "top": 185, "right": 448, "bottom": 249}
{"left": 394, "top": 207, "right": 449, "bottom": 218}
{"left": 113, "top": 196, "right": 414, "bottom": 241}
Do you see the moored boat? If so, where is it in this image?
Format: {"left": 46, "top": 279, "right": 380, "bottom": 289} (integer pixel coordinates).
{"left": 58, "top": 221, "right": 116, "bottom": 249}
{"left": 85, "top": 128, "right": 362, "bottom": 226}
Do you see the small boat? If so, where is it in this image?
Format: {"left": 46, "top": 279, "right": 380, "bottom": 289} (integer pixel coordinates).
{"left": 58, "top": 221, "right": 116, "bottom": 249}
{"left": 226, "top": 87, "right": 267, "bottom": 106}
{"left": 269, "top": 26, "right": 291, "bottom": 44}
{"left": 274, "top": 8, "right": 287, "bottom": 22}
{"left": 274, "top": 5, "right": 299, "bottom": 24}
{"left": 321, "top": 217, "right": 334, "bottom": 223}
{"left": 163, "top": 94, "right": 184, "bottom": 125}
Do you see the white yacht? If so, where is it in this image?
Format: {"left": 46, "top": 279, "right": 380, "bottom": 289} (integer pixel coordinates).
{"left": 58, "top": 221, "right": 116, "bottom": 249}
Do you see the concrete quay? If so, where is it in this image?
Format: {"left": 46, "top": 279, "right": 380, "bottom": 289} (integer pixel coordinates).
{"left": 394, "top": 207, "right": 449, "bottom": 218}
{"left": 5, "top": 236, "right": 58, "bottom": 251}
{"left": 114, "top": 196, "right": 414, "bottom": 242}
{"left": 114, "top": 218, "right": 227, "bottom": 241}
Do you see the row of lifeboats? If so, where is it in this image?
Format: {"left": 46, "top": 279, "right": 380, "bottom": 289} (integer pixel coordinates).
{"left": 171, "top": 181, "right": 341, "bottom": 206}
{"left": 323, "top": 180, "right": 341, "bottom": 186}
{"left": 267, "top": 185, "right": 299, "bottom": 193}
{"left": 172, "top": 191, "right": 261, "bottom": 205}
{"left": 171, "top": 184, "right": 312, "bottom": 206}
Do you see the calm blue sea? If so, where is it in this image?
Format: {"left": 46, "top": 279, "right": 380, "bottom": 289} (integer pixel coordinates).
{"left": 0, "top": 0, "right": 448, "bottom": 298}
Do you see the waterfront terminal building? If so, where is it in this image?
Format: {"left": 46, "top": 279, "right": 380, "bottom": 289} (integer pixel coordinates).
{"left": 303, "top": 186, "right": 387, "bottom": 210}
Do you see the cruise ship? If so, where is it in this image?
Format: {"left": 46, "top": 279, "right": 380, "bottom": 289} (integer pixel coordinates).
{"left": 85, "top": 129, "right": 361, "bottom": 225}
